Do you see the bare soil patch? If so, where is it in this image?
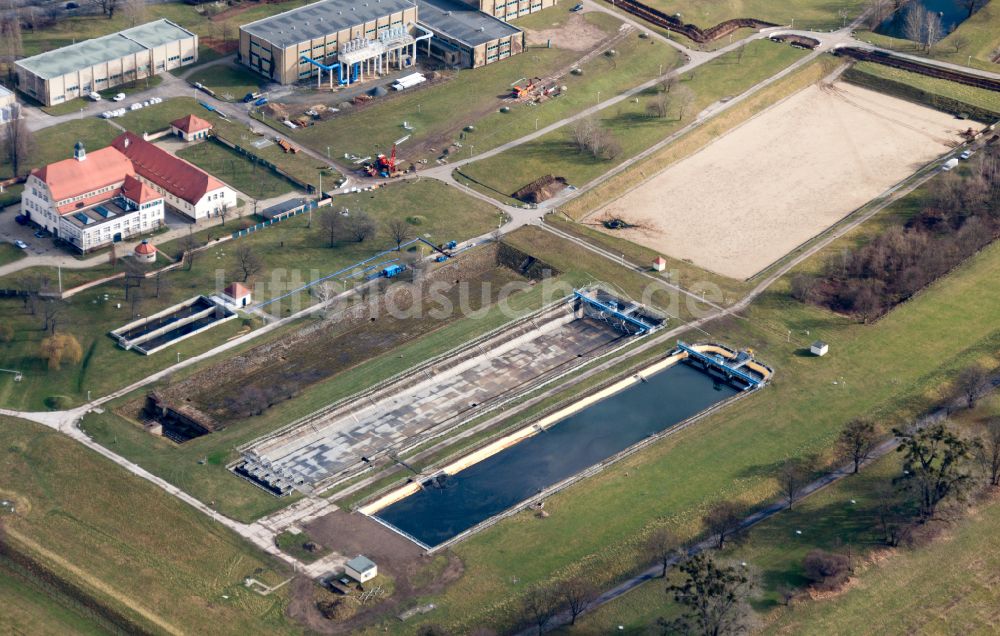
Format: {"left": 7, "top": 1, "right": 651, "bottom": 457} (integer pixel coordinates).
{"left": 525, "top": 14, "right": 610, "bottom": 51}
{"left": 587, "top": 82, "right": 965, "bottom": 279}
{"left": 291, "top": 510, "right": 464, "bottom": 633}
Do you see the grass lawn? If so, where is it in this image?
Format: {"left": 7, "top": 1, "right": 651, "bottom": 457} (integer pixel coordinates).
{"left": 0, "top": 415, "right": 297, "bottom": 634}
{"left": 640, "top": 0, "right": 865, "bottom": 30}
{"left": 188, "top": 64, "right": 264, "bottom": 102}
{"left": 177, "top": 141, "right": 296, "bottom": 199}
{"left": 364, "top": 212, "right": 1000, "bottom": 633}
{"left": 0, "top": 119, "right": 119, "bottom": 180}
{"left": 460, "top": 39, "right": 807, "bottom": 196}
{"left": 0, "top": 564, "right": 110, "bottom": 636}
{"left": 118, "top": 97, "right": 339, "bottom": 189}
{"left": 276, "top": 10, "right": 678, "bottom": 165}
{"left": 847, "top": 60, "right": 1000, "bottom": 115}
{"left": 0, "top": 179, "right": 501, "bottom": 417}
{"left": 0, "top": 241, "right": 27, "bottom": 267}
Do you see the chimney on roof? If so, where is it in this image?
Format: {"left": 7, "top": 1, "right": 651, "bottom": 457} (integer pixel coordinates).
{"left": 73, "top": 141, "right": 86, "bottom": 162}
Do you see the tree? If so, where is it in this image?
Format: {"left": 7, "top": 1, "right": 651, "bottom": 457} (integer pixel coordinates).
{"left": 956, "top": 366, "right": 990, "bottom": 409}
{"left": 521, "top": 585, "right": 557, "bottom": 635}
{"left": 122, "top": 0, "right": 147, "bottom": 27}
{"left": 218, "top": 201, "right": 230, "bottom": 226}
{"left": 647, "top": 526, "right": 680, "bottom": 578}
{"left": 181, "top": 230, "right": 200, "bottom": 271}
{"left": 674, "top": 85, "right": 695, "bottom": 120}
{"left": 923, "top": 10, "right": 943, "bottom": 51}
{"left": 318, "top": 208, "right": 345, "bottom": 247}
{"left": 154, "top": 270, "right": 171, "bottom": 298}
{"left": 561, "top": 577, "right": 596, "bottom": 625}
{"left": 975, "top": 418, "right": 1000, "bottom": 487}
{"left": 951, "top": 33, "right": 971, "bottom": 54}
{"left": 1, "top": 11, "right": 23, "bottom": 80}
{"left": 659, "top": 75, "right": 678, "bottom": 94}
{"left": 41, "top": 300, "right": 64, "bottom": 334}
{"left": 39, "top": 333, "right": 83, "bottom": 371}
{"left": 92, "top": 0, "right": 121, "bottom": 19}
{"left": 778, "top": 457, "right": 811, "bottom": 509}
{"left": 2, "top": 106, "right": 33, "bottom": 178}
{"left": 347, "top": 210, "right": 377, "bottom": 243}
{"left": 801, "top": 549, "right": 851, "bottom": 591}
{"left": 893, "top": 421, "right": 976, "bottom": 519}
{"left": 837, "top": 418, "right": 879, "bottom": 474}
{"left": 647, "top": 93, "right": 671, "bottom": 119}
{"left": 703, "top": 501, "right": 745, "bottom": 549}
{"left": 959, "top": 0, "right": 981, "bottom": 19}
{"left": 865, "top": 0, "right": 892, "bottom": 30}
{"left": 903, "top": 4, "right": 925, "bottom": 47}
{"left": 388, "top": 218, "right": 413, "bottom": 250}
{"left": 233, "top": 244, "right": 264, "bottom": 282}
{"left": 661, "top": 554, "right": 754, "bottom": 636}
{"left": 874, "top": 485, "right": 913, "bottom": 547}
{"left": 122, "top": 257, "right": 145, "bottom": 300}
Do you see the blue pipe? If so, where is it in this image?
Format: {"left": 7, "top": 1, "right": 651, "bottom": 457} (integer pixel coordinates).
{"left": 299, "top": 55, "right": 345, "bottom": 84}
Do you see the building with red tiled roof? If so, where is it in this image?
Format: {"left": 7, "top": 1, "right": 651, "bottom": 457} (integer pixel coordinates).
{"left": 22, "top": 141, "right": 165, "bottom": 253}
{"left": 134, "top": 239, "right": 158, "bottom": 263}
{"left": 220, "top": 281, "right": 253, "bottom": 307}
{"left": 169, "top": 114, "right": 213, "bottom": 142}
{"left": 111, "top": 132, "right": 236, "bottom": 220}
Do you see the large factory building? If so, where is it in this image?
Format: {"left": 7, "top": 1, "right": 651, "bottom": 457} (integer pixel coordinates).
{"left": 15, "top": 19, "right": 197, "bottom": 107}
{"left": 239, "top": 0, "right": 536, "bottom": 84}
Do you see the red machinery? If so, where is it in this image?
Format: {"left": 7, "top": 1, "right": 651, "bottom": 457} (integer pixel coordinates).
{"left": 365, "top": 144, "right": 398, "bottom": 178}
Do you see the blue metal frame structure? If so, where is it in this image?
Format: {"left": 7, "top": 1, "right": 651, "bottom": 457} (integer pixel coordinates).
{"left": 676, "top": 341, "right": 762, "bottom": 388}
{"left": 573, "top": 291, "right": 656, "bottom": 334}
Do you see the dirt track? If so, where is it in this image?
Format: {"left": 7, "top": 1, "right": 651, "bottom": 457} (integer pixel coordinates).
{"left": 588, "top": 82, "right": 965, "bottom": 279}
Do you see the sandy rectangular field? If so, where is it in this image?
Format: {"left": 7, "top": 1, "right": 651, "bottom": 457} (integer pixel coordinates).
{"left": 587, "top": 82, "right": 964, "bottom": 279}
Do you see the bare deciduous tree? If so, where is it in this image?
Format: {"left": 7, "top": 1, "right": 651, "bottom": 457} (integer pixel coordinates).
{"left": 92, "top": 0, "right": 121, "bottom": 19}
{"left": 837, "top": 418, "right": 879, "bottom": 473}
{"left": 387, "top": 218, "right": 413, "bottom": 250}
{"left": 348, "top": 210, "right": 377, "bottom": 243}
{"left": 2, "top": 106, "right": 33, "bottom": 177}
{"left": 893, "top": 421, "right": 977, "bottom": 519}
{"left": 318, "top": 208, "right": 345, "bottom": 247}
{"left": 778, "top": 457, "right": 812, "bottom": 509}
{"left": 561, "top": 577, "right": 596, "bottom": 625}
{"left": 975, "top": 418, "right": 1000, "bottom": 487}
{"left": 233, "top": 244, "right": 264, "bottom": 282}
{"left": 703, "top": 500, "right": 745, "bottom": 549}
{"left": 520, "top": 586, "right": 558, "bottom": 635}
{"left": 122, "top": 0, "right": 147, "bottom": 27}
{"left": 647, "top": 93, "right": 671, "bottom": 119}
{"left": 903, "top": 4, "right": 926, "bottom": 47}
{"left": 661, "top": 554, "right": 755, "bottom": 636}
{"left": 646, "top": 526, "right": 680, "bottom": 578}
{"left": 956, "top": 366, "right": 990, "bottom": 409}
{"left": 674, "top": 85, "right": 695, "bottom": 120}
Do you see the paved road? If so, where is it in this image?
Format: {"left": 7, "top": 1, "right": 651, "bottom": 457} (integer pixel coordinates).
{"left": 1, "top": 7, "right": 992, "bottom": 583}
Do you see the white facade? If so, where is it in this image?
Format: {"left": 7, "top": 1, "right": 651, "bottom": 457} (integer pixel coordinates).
{"left": 21, "top": 173, "right": 164, "bottom": 253}
{"left": 137, "top": 177, "right": 237, "bottom": 220}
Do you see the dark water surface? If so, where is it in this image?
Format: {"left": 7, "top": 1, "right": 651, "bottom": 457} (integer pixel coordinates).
{"left": 876, "top": 0, "right": 983, "bottom": 39}
{"left": 376, "top": 362, "right": 741, "bottom": 547}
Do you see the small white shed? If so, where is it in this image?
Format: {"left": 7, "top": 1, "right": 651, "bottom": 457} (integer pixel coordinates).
{"left": 652, "top": 256, "right": 667, "bottom": 272}
{"left": 345, "top": 555, "right": 377, "bottom": 583}
{"left": 810, "top": 340, "right": 829, "bottom": 357}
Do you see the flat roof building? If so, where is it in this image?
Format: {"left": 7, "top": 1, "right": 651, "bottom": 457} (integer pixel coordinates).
{"left": 238, "top": 0, "right": 534, "bottom": 83}
{"left": 418, "top": 0, "right": 523, "bottom": 68}
{"left": 15, "top": 19, "right": 198, "bottom": 106}
{"left": 239, "top": 0, "right": 421, "bottom": 85}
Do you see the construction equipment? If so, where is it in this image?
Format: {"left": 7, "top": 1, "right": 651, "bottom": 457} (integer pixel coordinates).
{"left": 511, "top": 77, "right": 541, "bottom": 99}
{"left": 365, "top": 144, "right": 399, "bottom": 178}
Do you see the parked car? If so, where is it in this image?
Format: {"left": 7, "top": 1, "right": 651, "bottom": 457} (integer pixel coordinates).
{"left": 571, "top": 3, "right": 584, "bottom": 10}
{"left": 14, "top": 215, "right": 28, "bottom": 225}
{"left": 33, "top": 229, "right": 48, "bottom": 238}
{"left": 113, "top": 93, "right": 126, "bottom": 101}
{"left": 14, "top": 240, "right": 28, "bottom": 249}
{"left": 959, "top": 150, "right": 973, "bottom": 160}
{"left": 88, "top": 91, "right": 102, "bottom": 101}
